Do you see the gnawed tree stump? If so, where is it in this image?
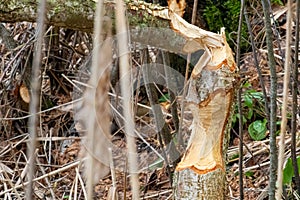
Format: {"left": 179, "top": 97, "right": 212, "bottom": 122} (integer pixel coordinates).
{"left": 139, "top": 4, "right": 238, "bottom": 198}
{"left": 170, "top": 26, "right": 238, "bottom": 199}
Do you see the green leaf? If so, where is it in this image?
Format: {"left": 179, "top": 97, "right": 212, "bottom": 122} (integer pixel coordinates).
{"left": 250, "top": 91, "right": 264, "bottom": 100}
{"left": 243, "top": 81, "right": 251, "bottom": 88}
{"left": 271, "top": 0, "right": 284, "bottom": 6}
{"left": 231, "top": 154, "right": 239, "bottom": 160}
{"left": 246, "top": 108, "right": 253, "bottom": 120}
{"left": 244, "top": 95, "right": 253, "bottom": 108}
{"left": 283, "top": 157, "right": 300, "bottom": 185}
{"left": 283, "top": 158, "right": 294, "bottom": 185}
{"left": 248, "top": 119, "right": 267, "bottom": 141}
{"left": 245, "top": 170, "right": 254, "bottom": 177}
{"left": 148, "top": 158, "right": 163, "bottom": 170}
{"left": 242, "top": 116, "right": 247, "bottom": 124}
{"left": 159, "top": 93, "right": 169, "bottom": 102}
{"left": 232, "top": 114, "right": 237, "bottom": 124}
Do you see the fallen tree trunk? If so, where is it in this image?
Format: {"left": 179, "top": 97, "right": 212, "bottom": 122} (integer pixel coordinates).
{"left": 0, "top": 0, "right": 191, "bottom": 54}
{"left": 0, "top": 0, "right": 170, "bottom": 32}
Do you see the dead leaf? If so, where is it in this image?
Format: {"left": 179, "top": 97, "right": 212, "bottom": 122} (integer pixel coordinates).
{"left": 19, "top": 83, "right": 30, "bottom": 103}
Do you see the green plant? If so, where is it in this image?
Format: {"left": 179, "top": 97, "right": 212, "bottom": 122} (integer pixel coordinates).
{"left": 245, "top": 170, "right": 254, "bottom": 178}
{"left": 232, "top": 81, "right": 269, "bottom": 141}
{"left": 158, "top": 93, "right": 170, "bottom": 103}
{"left": 248, "top": 119, "right": 267, "bottom": 141}
{"left": 203, "top": 0, "right": 249, "bottom": 51}
{"left": 283, "top": 157, "right": 300, "bottom": 185}
{"left": 232, "top": 81, "right": 265, "bottom": 125}
{"left": 271, "top": 0, "right": 284, "bottom": 5}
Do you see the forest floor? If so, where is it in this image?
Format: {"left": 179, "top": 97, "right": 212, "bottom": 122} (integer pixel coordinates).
{"left": 0, "top": 2, "right": 300, "bottom": 200}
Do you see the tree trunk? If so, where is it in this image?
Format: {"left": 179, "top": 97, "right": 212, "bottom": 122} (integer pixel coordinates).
{"left": 173, "top": 27, "right": 238, "bottom": 199}
{"left": 174, "top": 169, "right": 225, "bottom": 199}
{"left": 0, "top": 0, "right": 170, "bottom": 32}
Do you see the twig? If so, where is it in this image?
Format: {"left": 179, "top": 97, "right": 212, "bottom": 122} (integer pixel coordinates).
{"left": 236, "top": 1, "right": 245, "bottom": 199}
{"left": 1, "top": 98, "right": 83, "bottom": 120}
{"left": 269, "top": 2, "right": 285, "bottom": 62}
{"left": 142, "top": 60, "right": 173, "bottom": 185}
{"left": 162, "top": 52, "right": 180, "bottom": 138}
{"left": 109, "top": 147, "right": 118, "bottom": 200}
{"left": 110, "top": 102, "right": 164, "bottom": 160}
{"left": 26, "top": 0, "right": 46, "bottom": 198}
{"left": 0, "top": 160, "right": 82, "bottom": 196}
{"left": 47, "top": 128, "right": 53, "bottom": 164}
{"left": 61, "top": 73, "right": 83, "bottom": 92}
{"left": 0, "top": 164, "right": 22, "bottom": 199}
{"left": 236, "top": 161, "right": 270, "bottom": 173}
{"left": 76, "top": 167, "right": 87, "bottom": 200}
{"left": 261, "top": 0, "right": 278, "bottom": 198}
{"left": 69, "top": 175, "right": 75, "bottom": 200}
{"left": 85, "top": 0, "right": 104, "bottom": 197}
{"left": 231, "top": 128, "right": 261, "bottom": 170}
{"left": 35, "top": 157, "right": 56, "bottom": 199}
{"left": 74, "top": 167, "right": 79, "bottom": 200}
{"left": 142, "top": 189, "right": 172, "bottom": 199}
{"left": 244, "top": 5, "right": 270, "bottom": 122}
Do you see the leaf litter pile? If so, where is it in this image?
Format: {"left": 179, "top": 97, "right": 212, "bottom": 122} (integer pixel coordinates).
{"left": 0, "top": 2, "right": 300, "bottom": 199}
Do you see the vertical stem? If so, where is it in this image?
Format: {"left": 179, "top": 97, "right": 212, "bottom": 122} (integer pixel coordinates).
{"left": 261, "top": 1, "right": 278, "bottom": 199}
{"left": 191, "top": 0, "right": 198, "bottom": 25}
{"left": 177, "top": 56, "right": 190, "bottom": 149}
{"left": 86, "top": 0, "right": 105, "bottom": 198}
{"left": 276, "top": 0, "right": 292, "bottom": 198}
{"left": 291, "top": 0, "right": 300, "bottom": 195}
{"left": 236, "top": 1, "right": 245, "bottom": 199}
{"left": 161, "top": 51, "right": 181, "bottom": 165}
{"left": 26, "top": 0, "right": 46, "bottom": 199}
{"left": 115, "top": 0, "right": 140, "bottom": 199}
{"left": 244, "top": 5, "right": 270, "bottom": 122}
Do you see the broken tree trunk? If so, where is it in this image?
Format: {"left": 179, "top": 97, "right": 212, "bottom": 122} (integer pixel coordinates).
{"left": 132, "top": 5, "right": 238, "bottom": 197}
{"left": 172, "top": 27, "right": 238, "bottom": 199}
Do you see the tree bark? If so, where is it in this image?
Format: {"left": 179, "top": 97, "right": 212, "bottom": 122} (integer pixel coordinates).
{"left": 0, "top": 0, "right": 169, "bottom": 32}
{"left": 261, "top": 0, "right": 278, "bottom": 199}
{"left": 0, "top": 0, "right": 193, "bottom": 55}
{"left": 174, "top": 169, "right": 226, "bottom": 199}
